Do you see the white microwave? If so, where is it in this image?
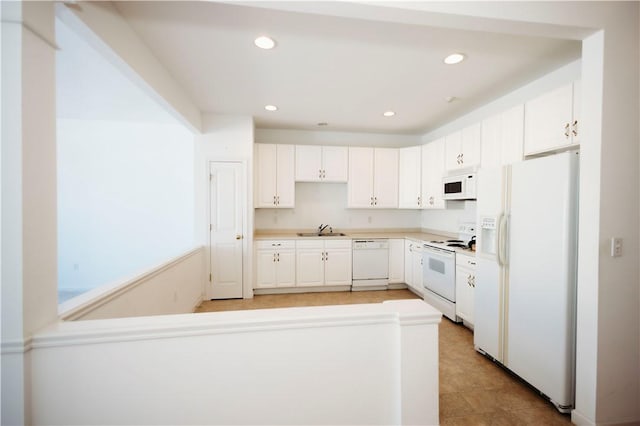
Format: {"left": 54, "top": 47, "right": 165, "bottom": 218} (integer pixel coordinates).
{"left": 442, "top": 173, "right": 477, "bottom": 200}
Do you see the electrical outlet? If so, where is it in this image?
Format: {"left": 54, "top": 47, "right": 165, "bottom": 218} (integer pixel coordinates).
{"left": 610, "top": 237, "right": 623, "bottom": 257}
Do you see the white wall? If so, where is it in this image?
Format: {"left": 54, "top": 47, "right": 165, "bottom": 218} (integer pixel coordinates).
{"left": 31, "top": 300, "right": 440, "bottom": 426}
{"left": 255, "top": 183, "right": 422, "bottom": 231}
{"left": 57, "top": 119, "right": 195, "bottom": 295}
{"left": 60, "top": 247, "right": 204, "bottom": 321}
{"left": 421, "top": 201, "right": 477, "bottom": 234}
{"left": 256, "top": 128, "right": 420, "bottom": 147}
{"left": 195, "top": 114, "right": 255, "bottom": 298}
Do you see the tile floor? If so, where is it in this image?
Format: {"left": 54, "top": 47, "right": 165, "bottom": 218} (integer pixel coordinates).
{"left": 195, "top": 290, "right": 572, "bottom": 425}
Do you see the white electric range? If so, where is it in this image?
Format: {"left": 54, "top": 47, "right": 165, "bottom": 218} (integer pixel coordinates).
{"left": 422, "top": 223, "right": 475, "bottom": 322}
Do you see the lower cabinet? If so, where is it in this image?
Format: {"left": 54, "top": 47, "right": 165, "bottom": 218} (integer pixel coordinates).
{"left": 255, "top": 240, "right": 296, "bottom": 289}
{"left": 404, "top": 239, "right": 424, "bottom": 295}
{"left": 455, "top": 254, "right": 476, "bottom": 326}
{"left": 388, "top": 239, "right": 405, "bottom": 284}
{"left": 296, "top": 239, "right": 352, "bottom": 287}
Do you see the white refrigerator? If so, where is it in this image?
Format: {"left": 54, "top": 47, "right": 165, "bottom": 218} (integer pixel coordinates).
{"left": 474, "top": 151, "right": 579, "bottom": 412}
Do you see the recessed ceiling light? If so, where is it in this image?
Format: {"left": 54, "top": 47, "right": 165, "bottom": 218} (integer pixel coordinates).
{"left": 317, "top": 122, "right": 328, "bottom": 126}
{"left": 264, "top": 105, "right": 278, "bottom": 111}
{"left": 383, "top": 111, "right": 396, "bottom": 117}
{"left": 254, "top": 36, "right": 276, "bottom": 50}
{"left": 445, "top": 96, "right": 457, "bottom": 103}
{"left": 444, "top": 53, "right": 465, "bottom": 65}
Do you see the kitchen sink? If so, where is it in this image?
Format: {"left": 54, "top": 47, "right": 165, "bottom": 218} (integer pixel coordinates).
{"left": 297, "top": 232, "right": 348, "bottom": 237}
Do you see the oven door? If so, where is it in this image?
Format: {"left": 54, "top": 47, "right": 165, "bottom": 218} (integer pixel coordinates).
{"left": 422, "top": 246, "right": 456, "bottom": 302}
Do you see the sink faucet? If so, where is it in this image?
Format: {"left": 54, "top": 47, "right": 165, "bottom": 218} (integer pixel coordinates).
{"left": 318, "top": 224, "right": 330, "bottom": 234}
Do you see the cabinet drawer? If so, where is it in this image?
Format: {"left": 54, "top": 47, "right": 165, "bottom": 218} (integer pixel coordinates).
{"left": 456, "top": 253, "right": 477, "bottom": 268}
{"left": 324, "top": 239, "right": 352, "bottom": 249}
{"left": 255, "top": 240, "right": 296, "bottom": 250}
{"left": 296, "top": 240, "right": 324, "bottom": 249}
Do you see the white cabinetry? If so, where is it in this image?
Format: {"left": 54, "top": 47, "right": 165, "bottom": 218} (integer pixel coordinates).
{"left": 403, "top": 239, "right": 423, "bottom": 295}
{"left": 524, "top": 81, "right": 580, "bottom": 156}
{"left": 255, "top": 144, "right": 295, "bottom": 208}
{"left": 445, "top": 124, "right": 481, "bottom": 172}
{"left": 255, "top": 240, "right": 296, "bottom": 289}
{"left": 295, "top": 145, "right": 348, "bottom": 182}
{"left": 421, "top": 138, "right": 446, "bottom": 209}
{"left": 455, "top": 253, "right": 476, "bottom": 326}
{"left": 296, "top": 239, "right": 352, "bottom": 287}
{"left": 481, "top": 104, "right": 525, "bottom": 167}
{"left": 388, "top": 239, "right": 405, "bottom": 284}
{"left": 398, "top": 146, "right": 422, "bottom": 209}
{"left": 348, "top": 147, "right": 399, "bottom": 208}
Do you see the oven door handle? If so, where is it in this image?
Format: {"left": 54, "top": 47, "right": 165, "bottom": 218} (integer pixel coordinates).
{"left": 422, "top": 246, "right": 455, "bottom": 257}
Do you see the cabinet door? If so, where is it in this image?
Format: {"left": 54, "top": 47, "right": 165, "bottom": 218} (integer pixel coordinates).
{"left": 373, "top": 148, "right": 399, "bottom": 208}
{"left": 295, "top": 145, "right": 323, "bottom": 182}
{"left": 348, "top": 147, "right": 375, "bottom": 208}
{"left": 296, "top": 246, "right": 324, "bottom": 287}
{"left": 388, "top": 239, "right": 405, "bottom": 284}
{"left": 481, "top": 113, "right": 502, "bottom": 168}
{"left": 324, "top": 248, "right": 352, "bottom": 286}
{"left": 571, "top": 80, "right": 580, "bottom": 145}
{"left": 404, "top": 240, "right": 413, "bottom": 287}
{"left": 322, "top": 146, "right": 348, "bottom": 182}
{"left": 501, "top": 104, "right": 524, "bottom": 165}
{"left": 276, "top": 250, "right": 296, "bottom": 287}
{"left": 255, "top": 249, "right": 277, "bottom": 288}
{"left": 411, "top": 249, "right": 423, "bottom": 294}
{"left": 276, "top": 144, "right": 295, "bottom": 207}
{"left": 524, "top": 83, "right": 573, "bottom": 155}
{"left": 422, "top": 139, "right": 446, "bottom": 209}
{"left": 461, "top": 123, "right": 481, "bottom": 168}
{"left": 445, "top": 130, "right": 463, "bottom": 172}
{"left": 255, "top": 144, "right": 277, "bottom": 208}
{"left": 398, "top": 146, "right": 422, "bottom": 209}
{"left": 455, "top": 266, "right": 474, "bottom": 324}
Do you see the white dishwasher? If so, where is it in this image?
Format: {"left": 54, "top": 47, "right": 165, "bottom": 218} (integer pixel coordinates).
{"left": 352, "top": 239, "right": 389, "bottom": 291}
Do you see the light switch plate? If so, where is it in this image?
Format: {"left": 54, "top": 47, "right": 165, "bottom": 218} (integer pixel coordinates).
{"left": 610, "top": 237, "right": 623, "bottom": 257}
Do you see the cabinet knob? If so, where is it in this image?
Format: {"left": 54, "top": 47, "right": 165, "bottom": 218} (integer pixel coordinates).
{"left": 236, "top": 235, "right": 243, "bottom": 240}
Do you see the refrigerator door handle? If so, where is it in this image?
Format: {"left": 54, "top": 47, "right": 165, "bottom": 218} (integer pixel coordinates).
{"left": 498, "top": 214, "right": 508, "bottom": 266}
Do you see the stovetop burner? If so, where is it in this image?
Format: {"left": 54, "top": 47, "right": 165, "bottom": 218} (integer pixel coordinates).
{"left": 447, "top": 243, "right": 468, "bottom": 248}
{"left": 430, "top": 240, "right": 445, "bottom": 244}
{"left": 446, "top": 239, "right": 463, "bottom": 243}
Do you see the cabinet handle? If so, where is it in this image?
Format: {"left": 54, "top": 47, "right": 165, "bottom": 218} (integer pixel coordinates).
{"left": 277, "top": 195, "right": 280, "bottom": 205}
{"left": 417, "top": 196, "right": 421, "bottom": 206}
{"left": 325, "top": 251, "right": 328, "bottom": 261}
{"left": 273, "top": 253, "right": 276, "bottom": 262}
{"left": 277, "top": 253, "right": 280, "bottom": 262}
{"left": 319, "top": 169, "right": 322, "bottom": 178}
{"left": 273, "top": 195, "right": 276, "bottom": 205}
{"left": 564, "top": 122, "right": 570, "bottom": 139}
{"left": 374, "top": 196, "right": 378, "bottom": 206}
{"left": 460, "top": 153, "right": 464, "bottom": 164}
{"left": 429, "top": 196, "right": 434, "bottom": 205}
{"left": 370, "top": 196, "right": 374, "bottom": 206}
{"left": 571, "top": 120, "right": 578, "bottom": 137}
{"left": 469, "top": 261, "right": 475, "bottom": 266}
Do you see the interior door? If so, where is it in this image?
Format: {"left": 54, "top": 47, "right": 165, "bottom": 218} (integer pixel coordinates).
{"left": 209, "top": 162, "right": 243, "bottom": 299}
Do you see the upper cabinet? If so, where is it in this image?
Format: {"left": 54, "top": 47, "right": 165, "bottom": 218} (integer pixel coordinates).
{"left": 421, "top": 138, "right": 446, "bottom": 209}
{"left": 295, "top": 145, "right": 348, "bottom": 182}
{"left": 524, "top": 81, "right": 580, "bottom": 156}
{"left": 481, "top": 104, "right": 525, "bottom": 168}
{"left": 398, "top": 146, "right": 422, "bottom": 209}
{"left": 445, "top": 123, "right": 481, "bottom": 172}
{"left": 348, "top": 147, "right": 399, "bottom": 208}
{"left": 255, "top": 144, "right": 295, "bottom": 208}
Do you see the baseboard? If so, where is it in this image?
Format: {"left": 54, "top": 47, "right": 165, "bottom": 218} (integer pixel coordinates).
{"left": 571, "top": 409, "right": 640, "bottom": 426}
{"left": 253, "top": 286, "right": 351, "bottom": 295}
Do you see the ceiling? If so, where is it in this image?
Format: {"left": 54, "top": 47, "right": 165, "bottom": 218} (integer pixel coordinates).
{"left": 102, "top": 1, "right": 580, "bottom": 135}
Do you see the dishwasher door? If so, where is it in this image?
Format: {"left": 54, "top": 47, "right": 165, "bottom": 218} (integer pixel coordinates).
{"left": 352, "top": 240, "right": 389, "bottom": 282}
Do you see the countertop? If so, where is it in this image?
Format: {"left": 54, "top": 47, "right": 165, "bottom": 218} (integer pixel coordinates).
{"left": 254, "top": 229, "right": 477, "bottom": 256}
